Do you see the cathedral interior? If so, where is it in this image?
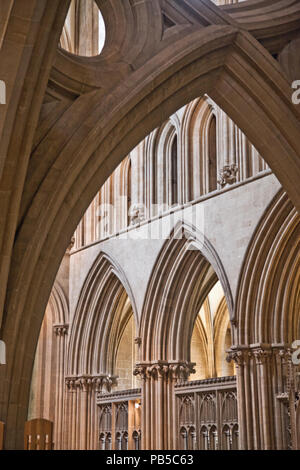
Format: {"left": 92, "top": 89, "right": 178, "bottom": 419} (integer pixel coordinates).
{"left": 0, "top": 0, "right": 299, "bottom": 451}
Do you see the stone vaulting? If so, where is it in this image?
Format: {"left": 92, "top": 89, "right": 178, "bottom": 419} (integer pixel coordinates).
{"left": 0, "top": 0, "right": 299, "bottom": 450}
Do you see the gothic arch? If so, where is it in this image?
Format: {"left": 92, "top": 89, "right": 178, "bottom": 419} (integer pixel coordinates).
{"left": 181, "top": 97, "right": 217, "bottom": 198}
{"left": 67, "top": 252, "right": 137, "bottom": 377}
{"left": 154, "top": 121, "right": 177, "bottom": 208}
{"left": 11, "top": 28, "right": 300, "bottom": 397}
{"left": 49, "top": 281, "right": 69, "bottom": 326}
{"left": 235, "top": 190, "right": 300, "bottom": 346}
{"left": 213, "top": 296, "right": 233, "bottom": 377}
{"left": 139, "top": 222, "right": 233, "bottom": 363}
{"left": 28, "top": 279, "right": 69, "bottom": 448}
{"left": 1, "top": 0, "right": 300, "bottom": 448}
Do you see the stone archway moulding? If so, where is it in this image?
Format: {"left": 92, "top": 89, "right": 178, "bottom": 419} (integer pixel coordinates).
{"left": 0, "top": 0, "right": 300, "bottom": 449}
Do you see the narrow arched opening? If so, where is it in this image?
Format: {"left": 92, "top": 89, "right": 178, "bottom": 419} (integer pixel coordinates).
{"left": 60, "top": 0, "right": 106, "bottom": 57}
{"left": 208, "top": 115, "right": 217, "bottom": 192}
{"left": 171, "top": 134, "right": 178, "bottom": 206}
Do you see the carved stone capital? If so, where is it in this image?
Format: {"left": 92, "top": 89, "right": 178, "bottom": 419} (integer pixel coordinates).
{"left": 93, "top": 374, "right": 118, "bottom": 394}
{"left": 134, "top": 361, "right": 195, "bottom": 383}
{"left": 252, "top": 347, "right": 272, "bottom": 365}
{"left": 65, "top": 377, "right": 77, "bottom": 392}
{"left": 66, "top": 374, "right": 117, "bottom": 394}
{"left": 278, "top": 348, "right": 293, "bottom": 363}
{"left": 53, "top": 323, "right": 69, "bottom": 336}
{"left": 226, "top": 347, "right": 250, "bottom": 366}
{"left": 78, "top": 375, "right": 93, "bottom": 392}
{"left": 133, "top": 364, "right": 148, "bottom": 381}
{"left": 168, "top": 361, "right": 196, "bottom": 383}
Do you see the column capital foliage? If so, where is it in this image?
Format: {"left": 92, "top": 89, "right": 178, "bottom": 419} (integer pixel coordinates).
{"left": 65, "top": 374, "right": 117, "bottom": 393}
{"left": 227, "top": 345, "right": 297, "bottom": 366}
{"left": 53, "top": 323, "right": 69, "bottom": 336}
{"left": 133, "top": 361, "right": 196, "bottom": 382}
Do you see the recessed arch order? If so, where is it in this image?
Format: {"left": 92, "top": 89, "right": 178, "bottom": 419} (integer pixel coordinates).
{"left": 67, "top": 251, "right": 138, "bottom": 378}
{"left": 139, "top": 222, "right": 233, "bottom": 363}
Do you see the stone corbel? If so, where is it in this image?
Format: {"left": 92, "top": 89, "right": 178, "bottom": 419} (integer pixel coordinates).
{"left": 218, "top": 164, "right": 238, "bottom": 188}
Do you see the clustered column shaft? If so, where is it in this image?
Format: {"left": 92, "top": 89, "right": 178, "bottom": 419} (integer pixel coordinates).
{"left": 227, "top": 345, "right": 300, "bottom": 450}
{"left": 134, "top": 361, "right": 195, "bottom": 450}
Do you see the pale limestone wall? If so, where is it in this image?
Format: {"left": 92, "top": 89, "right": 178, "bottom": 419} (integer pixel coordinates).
{"left": 69, "top": 173, "right": 280, "bottom": 321}
{"left": 73, "top": 97, "right": 268, "bottom": 250}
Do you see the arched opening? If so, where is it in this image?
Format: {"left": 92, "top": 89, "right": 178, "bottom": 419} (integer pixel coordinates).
{"left": 1, "top": 0, "right": 300, "bottom": 452}
{"left": 137, "top": 219, "right": 236, "bottom": 449}
{"left": 127, "top": 158, "right": 132, "bottom": 227}
{"left": 230, "top": 190, "right": 300, "bottom": 450}
{"left": 60, "top": 0, "right": 106, "bottom": 57}
{"left": 190, "top": 281, "right": 234, "bottom": 380}
{"left": 208, "top": 115, "right": 217, "bottom": 192}
{"left": 114, "top": 310, "right": 138, "bottom": 392}
{"left": 27, "top": 282, "right": 68, "bottom": 450}
{"left": 171, "top": 135, "right": 178, "bottom": 206}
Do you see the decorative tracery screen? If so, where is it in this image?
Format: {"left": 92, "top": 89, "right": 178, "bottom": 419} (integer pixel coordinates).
{"left": 98, "top": 390, "right": 141, "bottom": 450}
{"left": 176, "top": 376, "right": 238, "bottom": 450}
{"left": 99, "top": 404, "right": 112, "bottom": 450}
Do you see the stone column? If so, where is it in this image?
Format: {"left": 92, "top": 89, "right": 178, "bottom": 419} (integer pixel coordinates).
{"left": 78, "top": 376, "right": 93, "bottom": 450}
{"left": 226, "top": 347, "right": 249, "bottom": 449}
{"left": 53, "top": 324, "right": 68, "bottom": 450}
{"left": 65, "top": 373, "right": 118, "bottom": 450}
{"left": 227, "top": 345, "right": 299, "bottom": 450}
{"left": 134, "top": 361, "right": 195, "bottom": 450}
{"left": 65, "top": 378, "right": 77, "bottom": 449}
{"left": 74, "top": 0, "right": 99, "bottom": 56}
{"left": 276, "top": 348, "right": 300, "bottom": 450}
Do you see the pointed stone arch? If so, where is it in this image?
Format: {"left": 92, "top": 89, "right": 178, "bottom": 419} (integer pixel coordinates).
{"left": 235, "top": 190, "right": 300, "bottom": 347}
{"left": 67, "top": 252, "right": 138, "bottom": 378}
{"left": 1, "top": 0, "right": 300, "bottom": 449}
{"left": 49, "top": 281, "right": 69, "bottom": 326}
{"left": 228, "top": 189, "right": 300, "bottom": 449}
{"left": 139, "top": 221, "right": 233, "bottom": 363}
